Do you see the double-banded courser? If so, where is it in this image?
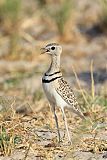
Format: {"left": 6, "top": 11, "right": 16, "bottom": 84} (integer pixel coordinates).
{"left": 41, "top": 43, "right": 85, "bottom": 143}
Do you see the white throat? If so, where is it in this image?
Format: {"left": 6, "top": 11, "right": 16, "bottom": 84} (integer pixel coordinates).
{"left": 47, "top": 55, "right": 60, "bottom": 74}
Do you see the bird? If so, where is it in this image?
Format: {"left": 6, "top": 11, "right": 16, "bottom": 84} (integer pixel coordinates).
{"left": 41, "top": 43, "right": 85, "bottom": 144}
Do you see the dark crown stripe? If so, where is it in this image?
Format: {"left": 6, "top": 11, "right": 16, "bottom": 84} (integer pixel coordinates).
{"left": 42, "top": 76, "right": 62, "bottom": 83}
{"left": 45, "top": 71, "right": 61, "bottom": 76}
{"left": 46, "top": 43, "right": 59, "bottom": 47}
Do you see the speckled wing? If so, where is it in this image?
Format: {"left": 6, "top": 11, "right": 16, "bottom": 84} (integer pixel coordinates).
{"left": 54, "top": 77, "right": 85, "bottom": 119}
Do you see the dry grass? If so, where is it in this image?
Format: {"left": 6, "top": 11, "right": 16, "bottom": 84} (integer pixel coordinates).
{"left": 47, "top": 0, "right": 74, "bottom": 36}
{"left": 0, "top": 61, "right": 106, "bottom": 159}
{"left": 0, "top": 0, "right": 21, "bottom": 55}
{"left": 99, "top": 0, "right": 107, "bottom": 31}
{"left": 0, "top": 0, "right": 107, "bottom": 159}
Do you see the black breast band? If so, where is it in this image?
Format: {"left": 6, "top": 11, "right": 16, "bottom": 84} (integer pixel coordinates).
{"left": 45, "top": 71, "right": 60, "bottom": 76}
{"left": 42, "top": 76, "right": 62, "bottom": 83}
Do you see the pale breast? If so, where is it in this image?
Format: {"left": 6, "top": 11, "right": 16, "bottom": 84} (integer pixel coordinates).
{"left": 42, "top": 81, "right": 68, "bottom": 108}
{"left": 42, "top": 71, "right": 67, "bottom": 107}
{"left": 42, "top": 82, "right": 55, "bottom": 105}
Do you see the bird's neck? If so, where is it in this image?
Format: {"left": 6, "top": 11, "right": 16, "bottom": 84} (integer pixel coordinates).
{"left": 47, "top": 55, "right": 61, "bottom": 74}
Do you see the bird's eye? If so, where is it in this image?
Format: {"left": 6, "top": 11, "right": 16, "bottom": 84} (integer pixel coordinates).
{"left": 51, "top": 46, "right": 55, "bottom": 50}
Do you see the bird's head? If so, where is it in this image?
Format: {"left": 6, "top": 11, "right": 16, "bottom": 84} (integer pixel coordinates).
{"left": 41, "top": 43, "right": 62, "bottom": 56}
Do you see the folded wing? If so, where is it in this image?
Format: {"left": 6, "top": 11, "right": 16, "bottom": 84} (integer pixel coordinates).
{"left": 54, "top": 77, "right": 85, "bottom": 119}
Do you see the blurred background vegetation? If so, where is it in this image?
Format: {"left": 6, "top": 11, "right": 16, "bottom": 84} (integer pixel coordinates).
{"left": 0, "top": 0, "right": 107, "bottom": 159}
{"left": 0, "top": 0, "right": 106, "bottom": 98}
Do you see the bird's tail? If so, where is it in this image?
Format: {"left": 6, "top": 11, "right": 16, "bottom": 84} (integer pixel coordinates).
{"left": 68, "top": 106, "right": 86, "bottom": 120}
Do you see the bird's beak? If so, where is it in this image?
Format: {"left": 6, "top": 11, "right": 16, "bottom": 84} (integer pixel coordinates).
{"left": 40, "top": 47, "right": 49, "bottom": 54}
{"left": 40, "top": 48, "right": 47, "bottom": 54}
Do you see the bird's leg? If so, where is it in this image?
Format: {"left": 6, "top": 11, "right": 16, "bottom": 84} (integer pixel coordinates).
{"left": 51, "top": 105, "right": 61, "bottom": 143}
{"left": 61, "top": 107, "right": 72, "bottom": 144}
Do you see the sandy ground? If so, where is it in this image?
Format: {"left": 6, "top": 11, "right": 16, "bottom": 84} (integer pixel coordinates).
{"left": 0, "top": 0, "right": 107, "bottom": 159}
